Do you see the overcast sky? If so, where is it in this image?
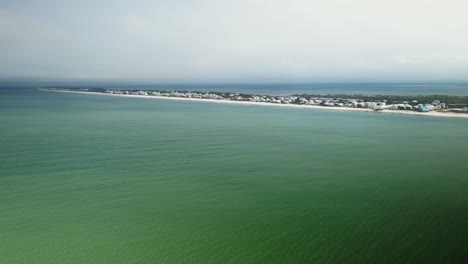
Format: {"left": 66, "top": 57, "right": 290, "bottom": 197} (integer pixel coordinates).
{"left": 1, "top": 0, "right": 468, "bottom": 83}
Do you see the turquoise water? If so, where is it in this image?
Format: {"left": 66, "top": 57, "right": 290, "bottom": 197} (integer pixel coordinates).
{"left": 1, "top": 89, "right": 468, "bottom": 263}
{"left": 132, "top": 83, "right": 468, "bottom": 96}
{"left": 3, "top": 82, "right": 468, "bottom": 95}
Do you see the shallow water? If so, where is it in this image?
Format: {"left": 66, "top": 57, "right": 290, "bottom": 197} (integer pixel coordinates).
{"left": 1, "top": 89, "right": 467, "bottom": 263}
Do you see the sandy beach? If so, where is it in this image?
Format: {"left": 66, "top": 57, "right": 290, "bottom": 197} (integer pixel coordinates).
{"left": 41, "top": 89, "right": 468, "bottom": 119}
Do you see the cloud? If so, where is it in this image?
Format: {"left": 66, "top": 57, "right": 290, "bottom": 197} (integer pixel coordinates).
{"left": 1, "top": 0, "right": 468, "bottom": 82}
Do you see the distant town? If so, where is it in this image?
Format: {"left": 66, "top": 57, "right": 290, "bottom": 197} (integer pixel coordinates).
{"left": 44, "top": 88, "right": 468, "bottom": 114}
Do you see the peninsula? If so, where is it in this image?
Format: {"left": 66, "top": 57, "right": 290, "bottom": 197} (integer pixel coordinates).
{"left": 41, "top": 88, "right": 468, "bottom": 118}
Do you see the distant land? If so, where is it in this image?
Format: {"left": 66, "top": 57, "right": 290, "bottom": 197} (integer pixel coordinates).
{"left": 2, "top": 79, "right": 468, "bottom": 96}
{"left": 42, "top": 87, "right": 468, "bottom": 119}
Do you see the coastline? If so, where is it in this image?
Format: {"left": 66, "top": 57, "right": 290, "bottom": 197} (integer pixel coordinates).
{"left": 41, "top": 88, "right": 468, "bottom": 119}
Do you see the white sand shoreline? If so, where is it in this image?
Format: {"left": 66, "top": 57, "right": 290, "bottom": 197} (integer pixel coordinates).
{"left": 40, "top": 88, "right": 468, "bottom": 119}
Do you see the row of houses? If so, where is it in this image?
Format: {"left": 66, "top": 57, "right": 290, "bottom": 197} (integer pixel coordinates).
{"left": 103, "top": 89, "right": 459, "bottom": 113}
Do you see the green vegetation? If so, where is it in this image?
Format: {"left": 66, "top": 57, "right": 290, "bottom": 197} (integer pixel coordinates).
{"left": 295, "top": 94, "right": 468, "bottom": 107}
{"left": 88, "top": 88, "right": 107, "bottom": 93}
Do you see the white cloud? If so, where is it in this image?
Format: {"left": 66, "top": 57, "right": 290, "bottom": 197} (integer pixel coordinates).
{"left": 1, "top": 0, "right": 468, "bottom": 81}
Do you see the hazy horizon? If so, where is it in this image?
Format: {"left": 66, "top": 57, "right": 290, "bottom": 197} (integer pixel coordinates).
{"left": 2, "top": 77, "right": 468, "bottom": 86}
{"left": 1, "top": 0, "right": 468, "bottom": 82}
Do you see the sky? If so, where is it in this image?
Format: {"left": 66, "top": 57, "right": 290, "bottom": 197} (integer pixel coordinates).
{"left": 1, "top": 0, "right": 468, "bottom": 83}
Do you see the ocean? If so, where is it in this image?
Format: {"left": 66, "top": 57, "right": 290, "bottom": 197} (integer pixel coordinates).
{"left": 131, "top": 83, "right": 468, "bottom": 96}
{"left": 1, "top": 88, "right": 468, "bottom": 263}
{"left": 2, "top": 82, "right": 468, "bottom": 96}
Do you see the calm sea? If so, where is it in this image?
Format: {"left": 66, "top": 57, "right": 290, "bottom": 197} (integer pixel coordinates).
{"left": 128, "top": 83, "right": 468, "bottom": 96}
{"left": 3, "top": 82, "right": 468, "bottom": 96}
{"left": 1, "top": 88, "right": 468, "bottom": 263}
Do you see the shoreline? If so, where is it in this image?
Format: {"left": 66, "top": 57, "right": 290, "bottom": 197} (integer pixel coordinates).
{"left": 41, "top": 88, "right": 468, "bottom": 119}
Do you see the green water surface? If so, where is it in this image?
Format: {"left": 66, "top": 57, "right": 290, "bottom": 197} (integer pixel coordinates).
{"left": 1, "top": 89, "right": 467, "bottom": 263}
